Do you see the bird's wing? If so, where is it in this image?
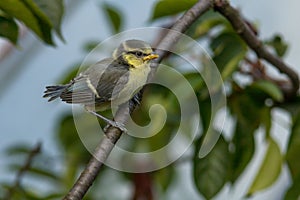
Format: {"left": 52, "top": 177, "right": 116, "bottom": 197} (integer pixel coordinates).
{"left": 60, "top": 58, "right": 129, "bottom": 105}
{"left": 89, "top": 59, "right": 129, "bottom": 101}
{"left": 59, "top": 74, "right": 98, "bottom": 104}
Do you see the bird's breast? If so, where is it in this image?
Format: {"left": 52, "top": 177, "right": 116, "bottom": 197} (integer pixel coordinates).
{"left": 112, "top": 64, "right": 151, "bottom": 106}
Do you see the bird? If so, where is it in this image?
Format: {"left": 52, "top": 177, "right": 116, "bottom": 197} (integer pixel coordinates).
{"left": 43, "top": 39, "right": 159, "bottom": 132}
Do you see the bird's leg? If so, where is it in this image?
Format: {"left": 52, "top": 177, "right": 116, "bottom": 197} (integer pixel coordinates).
{"left": 102, "top": 93, "right": 141, "bottom": 132}
{"left": 129, "top": 91, "right": 143, "bottom": 112}
{"left": 87, "top": 110, "right": 127, "bottom": 133}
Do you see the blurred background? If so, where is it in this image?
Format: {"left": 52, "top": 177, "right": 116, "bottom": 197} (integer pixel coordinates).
{"left": 0, "top": 0, "right": 300, "bottom": 199}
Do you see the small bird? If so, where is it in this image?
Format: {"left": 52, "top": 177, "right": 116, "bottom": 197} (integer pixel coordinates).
{"left": 43, "top": 39, "right": 159, "bottom": 132}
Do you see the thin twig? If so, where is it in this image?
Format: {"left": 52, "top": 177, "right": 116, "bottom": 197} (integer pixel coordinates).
{"left": 63, "top": 1, "right": 212, "bottom": 199}
{"left": 240, "top": 57, "right": 292, "bottom": 97}
{"left": 4, "top": 142, "right": 42, "bottom": 200}
{"left": 213, "top": 0, "right": 299, "bottom": 97}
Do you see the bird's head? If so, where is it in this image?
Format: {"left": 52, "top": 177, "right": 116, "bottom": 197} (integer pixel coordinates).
{"left": 113, "top": 40, "right": 159, "bottom": 67}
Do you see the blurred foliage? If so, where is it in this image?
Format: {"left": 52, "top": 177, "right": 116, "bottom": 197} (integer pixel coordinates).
{"left": 286, "top": 112, "right": 300, "bottom": 180}
{"left": 102, "top": 3, "right": 123, "bottom": 34}
{"left": 247, "top": 138, "right": 282, "bottom": 196}
{"left": 150, "top": 0, "right": 197, "bottom": 20}
{"left": 0, "top": 15, "right": 19, "bottom": 44}
{"left": 0, "top": 0, "right": 64, "bottom": 45}
{"left": 194, "top": 134, "right": 230, "bottom": 199}
{"left": 250, "top": 80, "right": 284, "bottom": 102}
{"left": 2, "top": 0, "right": 300, "bottom": 200}
{"left": 265, "top": 34, "right": 288, "bottom": 57}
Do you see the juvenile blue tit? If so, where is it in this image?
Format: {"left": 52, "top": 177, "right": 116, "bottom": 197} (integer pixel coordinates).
{"left": 43, "top": 39, "right": 159, "bottom": 132}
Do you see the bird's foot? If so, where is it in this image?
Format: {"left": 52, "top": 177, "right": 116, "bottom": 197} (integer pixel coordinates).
{"left": 103, "top": 121, "right": 127, "bottom": 133}
{"left": 87, "top": 110, "right": 127, "bottom": 133}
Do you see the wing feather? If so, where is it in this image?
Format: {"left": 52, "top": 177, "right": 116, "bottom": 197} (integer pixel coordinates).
{"left": 59, "top": 58, "right": 129, "bottom": 105}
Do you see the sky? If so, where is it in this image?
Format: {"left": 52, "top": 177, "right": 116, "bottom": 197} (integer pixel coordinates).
{"left": 0, "top": 0, "right": 299, "bottom": 199}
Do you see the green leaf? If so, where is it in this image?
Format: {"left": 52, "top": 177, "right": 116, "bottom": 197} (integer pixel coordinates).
{"left": 229, "top": 121, "right": 255, "bottom": 183}
{"left": 26, "top": 167, "right": 60, "bottom": 182}
{"left": 247, "top": 138, "right": 282, "bottom": 196}
{"left": 228, "top": 91, "right": 272, "bottom": 183}
{"left": 193, "top": 134, "right": 230, "bottom": 199}
{"left": 57, "top": 114, "right": 82, "bottom": 152}
{"left": 8, "top": 163, "right": 26, "bottom": 172}
{"left": 32, "top": 0, "right": 65, "bottom": 41}
{"left": 199, "top": 96, "right": 211, "bottom": 132}
{"left": 183, "top": 72, "right": 204, "bottom": 92}
{"left": 221, "top": 52, "right": 245, "bottom": 79}
{"left": 260, "top": 107, "right": 272, "bottom": 138}
{"left": 43, "top": 193, "right": 65, "bottom": 200}
{"left": 265, "top": 34, "right": 288, "bottom": 57}
{"left": 186, "top": 11, "right": 231, "bottom": 39}
{"left": 191, "top": 13, "right": 227, "bottom": 38}
{"left": 0, "top": 15, "right": 18, "bottom": 44}
{"left": 229, "top": 92, "right": 261, "bottom": 126}
{"left": 5, "top": 144, "right": 32, "bottom": 155}
{"left": 56, "top": 113, "right": 91, "bottom": 164}
{"left": 83, "top": 40, "right": 101, "bottom": 52}
{"left": 0, "top": 0, "right": 53, "bottom": 45}
{"left": 102, "top": 3, "right": 122, "bottom": 33}
{"left": 251, "top": 80, "right": 284, "bottom": 102}
{"left": 286, "top": 112, "right": 300, "bottom": 180}
{"left": 210, "top": 32, "right": 247, "bottom": 79}
{"left": 284, "top": 174, "right": 300, "bottom": 200}
{"left": 154, "top": 166, "right": 175, "bottom": 191}
{"left": 194, "top": 17, "right": 224, "bottom": 37}
{"left": 150, "top": 0, "right": 197, "bottom": 20}
{"left": 20, "top": 189, "right": 45, "bottom": 200}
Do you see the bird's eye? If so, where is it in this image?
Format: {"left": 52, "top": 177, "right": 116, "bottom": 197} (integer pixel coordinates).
{"left": 135, "top": 51, "right": 143, "bottom": 57}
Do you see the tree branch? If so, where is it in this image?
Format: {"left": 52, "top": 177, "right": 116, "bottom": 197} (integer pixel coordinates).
{"left": 63, "top": 1, "right": 212, "bottom": 199}
{"left": 4, "top": 142, "right": 41, "bottom": 200}
{"left": 213, "top": 0, "right": 299, "bottom": 96}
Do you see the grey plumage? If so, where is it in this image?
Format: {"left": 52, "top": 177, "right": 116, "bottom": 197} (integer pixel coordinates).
{"left": 43, "top": 58, "right": 130, "bottom": 106}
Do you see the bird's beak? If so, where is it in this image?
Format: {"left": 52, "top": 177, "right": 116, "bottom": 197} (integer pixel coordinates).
{"left": 143, "top": 54, "right": 159, "bottom": 61}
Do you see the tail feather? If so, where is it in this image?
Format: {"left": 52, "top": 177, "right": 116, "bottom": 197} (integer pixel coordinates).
{"left": 43, "top": 75, "right": 100, "bottom": 104}
{"left": 43, "top": 85, "right": 68, "bottom": 102}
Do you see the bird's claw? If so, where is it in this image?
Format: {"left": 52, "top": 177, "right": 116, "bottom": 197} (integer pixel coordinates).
{"left": 103, "top": 121, "right": 127, "bottom": 133}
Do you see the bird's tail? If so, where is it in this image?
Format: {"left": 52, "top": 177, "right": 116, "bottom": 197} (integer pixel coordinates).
{"left": 43, "top": 85, "right": 68, "bottom": 102}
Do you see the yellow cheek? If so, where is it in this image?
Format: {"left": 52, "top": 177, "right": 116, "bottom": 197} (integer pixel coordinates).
{"left": 123, "top": 54, "right": 143, "bottom": 67}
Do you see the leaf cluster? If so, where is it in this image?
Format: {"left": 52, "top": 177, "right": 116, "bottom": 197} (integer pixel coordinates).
{"left": 0, "top": 0, "right": 64, "bottom": 45}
